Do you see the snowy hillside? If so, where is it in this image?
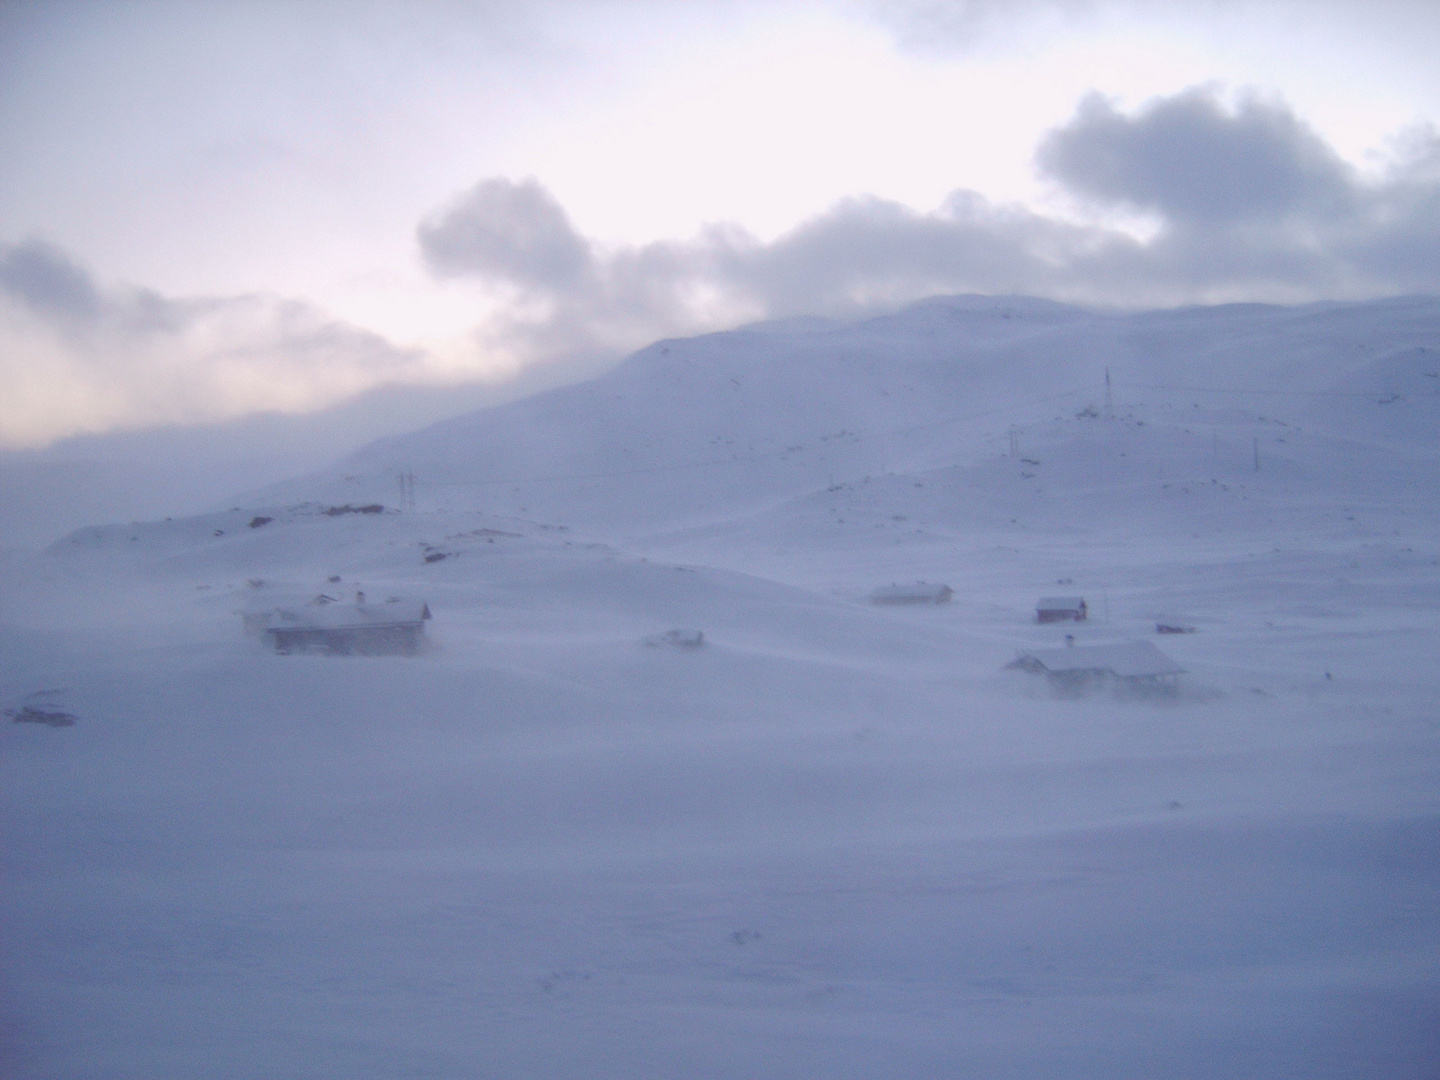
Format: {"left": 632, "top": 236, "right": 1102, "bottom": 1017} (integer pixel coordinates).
{"left": 244, "top": 293, "right": 1438, "bottom": 537}
{"left": 2, "top": 293, "right": 1438, "bottom": 1078}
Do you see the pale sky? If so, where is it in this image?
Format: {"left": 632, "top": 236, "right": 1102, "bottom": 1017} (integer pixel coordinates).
{"left": 2, "top": 0, "right": 1439, "bottom": 446}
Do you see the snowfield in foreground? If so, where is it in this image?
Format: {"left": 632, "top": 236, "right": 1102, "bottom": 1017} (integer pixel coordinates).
{"left": 2, "top": 295, "right": 1438, "bottom": 1078}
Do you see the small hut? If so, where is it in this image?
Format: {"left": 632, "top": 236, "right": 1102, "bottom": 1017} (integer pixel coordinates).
{"left": 1036, "top": 596, "right": 1087, "bottom": 623}
{"left": 1008, "top": 640, "right": 1183, "bottom": 697}
{"left": 256, "top": 598, "right": 432, "bottom": 656}
{"left": 643, "top": 628, "right": 706, "bottom": 648}
{"left": 871, "top": 582, "right": 954, "bottom": 605}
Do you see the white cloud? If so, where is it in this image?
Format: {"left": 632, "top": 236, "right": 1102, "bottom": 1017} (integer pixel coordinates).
{"left": 0, "top": 240, "right": 425, "bottom": 448}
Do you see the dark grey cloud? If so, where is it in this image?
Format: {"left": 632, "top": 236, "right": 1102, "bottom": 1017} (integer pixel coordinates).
{"left": 1036, "top": 93, "right": 1440, "bottom": 296}
{"left": 418, "top": 85, "right": 1440, "bottom": 363}
{"left": 1036, "top": 88, "right": 1354, "bottom": 225}
{"left": 727, "top": 192, "right": 1116, "bottom": 313}
{"left": 414, "top": 178, "right": 738, "bottom": 357}
{"left": 0, "top": 239, "right": 104, "bottom": 320}
{"left": 1340, "top": 150, "right": 1440, "bottom": 289}
{"left": 418, "top": 177, "right": 595, "bottom": 292}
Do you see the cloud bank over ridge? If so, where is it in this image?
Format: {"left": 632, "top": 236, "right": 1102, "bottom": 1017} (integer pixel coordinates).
{"left": 0, "top": 240, "right": 422, "bottom": 447}
{"left": 4, "top": 85, "right": 1438, "bottom": 447}
{"left": 419, "top": 86, "right": 1440, "bottom": 362}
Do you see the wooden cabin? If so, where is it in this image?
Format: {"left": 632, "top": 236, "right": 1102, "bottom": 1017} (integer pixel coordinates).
{"left": 249, "top": 597, "right": 432, "bottom": 656}
{"left": 1035, "top": 596, "right": 1087, "bottom": 623}
{"left": 1008, "top": 640, "right": 1183, "bottom": 697}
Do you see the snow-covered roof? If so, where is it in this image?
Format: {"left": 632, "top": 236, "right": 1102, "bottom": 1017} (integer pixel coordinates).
{"left": 1017, "top": 640, "right": 1183, "bottom": 678}
{"left": 1036, "top": 596, "right": 1086, "bottom": 610}
{"left": 238, "top": 591, "right": 337, "bottom": 614}
{"left": 267, "top": 599, "right": 431, "bottom": 631}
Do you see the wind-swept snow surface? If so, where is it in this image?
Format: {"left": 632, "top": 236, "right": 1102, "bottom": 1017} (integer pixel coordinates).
{"left": 3, "top": 295, "right": 1438, "bottom": 1078}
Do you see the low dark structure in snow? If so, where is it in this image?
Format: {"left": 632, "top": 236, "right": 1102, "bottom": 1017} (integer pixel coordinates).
{"left": 246, "top": 596, "right": 432, "bottom": 656}
{"left": 7, "top": 705, "right": 77, "bottom": 727}
{"left": 871, "top": 582, "right": 953, "bottom": 605}
{"left": 643, "top": 628, "right": 705, "bottom": 648}
{"left": 1008, "top": 640, "right": 1183, "bottom": 696}
{"left": 1036, "top": 596, "right": 1087, "bottom": 623}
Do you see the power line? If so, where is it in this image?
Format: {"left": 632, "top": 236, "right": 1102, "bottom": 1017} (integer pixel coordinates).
{"left": 379, "top": 376, "right": 1412, "bottom": 497}
{"left": 420, "top": 387, "right": 1087, "bottom": 489}
{"left": 397, "top": 470, "right": 417, "bottom": 512}
{"left": 1121, "top": 382, "right": 1413, "bottom": 400}
{"left": 374, "top": 371, "right": 1416, "bottom": 501}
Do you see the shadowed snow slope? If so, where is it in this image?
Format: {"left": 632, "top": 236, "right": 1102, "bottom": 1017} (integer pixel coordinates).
{"left": 2, "top": 293, "right": 1438, "bottom": 1079}
{"left": 239, "top": 293, "right": 1439, "bottom": 541}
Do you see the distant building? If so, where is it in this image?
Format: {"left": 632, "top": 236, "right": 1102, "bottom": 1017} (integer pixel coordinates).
{"left": 1007, "top": 640, "right": 1183, "bottom": 696}
{"left": 643, "top": 628, "right": 706, "bottom": 648}
{"left": 1035, "top": 596, "right": 1087, "bottom": 623}
{"left": 870, "top": 582, "right": 954, "bottom": 605}
{"left": 244, "top": 596, "right": 432, "bottom": 656}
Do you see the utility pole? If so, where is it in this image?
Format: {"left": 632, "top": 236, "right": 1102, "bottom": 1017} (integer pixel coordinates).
{"left": 1104, "top": 367, "right": 1114, "bottom": 420}
{"left": 1009, "top": 426, "right": 1020, "bottom": 458}
{"left": 398, "top": 471, "right": 417, "bottom": 513}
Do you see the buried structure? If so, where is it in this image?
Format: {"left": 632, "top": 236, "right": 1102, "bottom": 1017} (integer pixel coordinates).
{"left": 246, "top": 596, "right": 432, "bottom": 656}
{"left": 642, "top": 628, "right": 706, "bottom": 649}
{"left": 1008, "top": 640, "right": 1184, "bottom": 696}
{"left": 871, "top": 582, "right": 954, "bottom": 605}
{"left": 1036, "top": 596, "right": 1087, "bottom": 623}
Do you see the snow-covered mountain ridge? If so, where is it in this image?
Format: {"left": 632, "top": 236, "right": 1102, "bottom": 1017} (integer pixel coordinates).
{"left": 198, "top": 292, "right": 1436, "bottom": 560}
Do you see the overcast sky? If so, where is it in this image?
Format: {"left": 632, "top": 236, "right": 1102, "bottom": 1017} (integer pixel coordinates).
{"left": 2, "top": 0, "right": 1439, "bottom": 447}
